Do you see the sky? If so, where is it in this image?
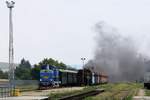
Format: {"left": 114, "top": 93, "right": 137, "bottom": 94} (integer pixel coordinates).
{"left": 1, "top": 0, "right": 150, "bottom": 68}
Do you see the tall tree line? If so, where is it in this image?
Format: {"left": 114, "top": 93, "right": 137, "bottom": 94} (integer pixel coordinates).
{"left": 14, "top": 58, "right": 76, "bottom": 80}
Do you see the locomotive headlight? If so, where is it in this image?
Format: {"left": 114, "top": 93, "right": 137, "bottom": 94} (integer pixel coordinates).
{"left": 40, "top": 79, "right": 42, "bottom": 81}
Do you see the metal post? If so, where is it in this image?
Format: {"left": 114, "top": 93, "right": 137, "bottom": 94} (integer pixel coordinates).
{"left": 81, "top": 58, "right": 86, "bottom": 85}
{"left": 6, "top": 1, "right": 15, "bottom": 86}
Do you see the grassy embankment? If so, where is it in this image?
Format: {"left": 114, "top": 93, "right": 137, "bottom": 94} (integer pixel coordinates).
{"left": 48, "top": 86, "right": 98, "bottom": 100}
{"left": 48, "top": 83, "right": 142, "bottom": 100}
{"left": 145, "top": 88, "right": 150, "bottom": 96}
{"left": 84, "top": 83, "right": 142, "bottom": 100}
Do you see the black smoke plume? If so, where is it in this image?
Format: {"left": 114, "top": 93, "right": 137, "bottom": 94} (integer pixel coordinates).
{"left": 86, "top": 22, "right": 145, "bottom": 82}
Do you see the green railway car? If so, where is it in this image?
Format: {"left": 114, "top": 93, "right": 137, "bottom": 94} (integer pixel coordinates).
{"left": 59, "top": 69, "right": 78, "bottom": 86}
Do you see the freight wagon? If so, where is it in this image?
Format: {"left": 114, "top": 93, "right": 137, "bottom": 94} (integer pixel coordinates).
{"left": 77, "top": 69, "right": 92, "bottom": 85}
{"left": 100, "top": 74, "right": 108, "bottom": 84}
{"left": 59, "top": 69, "right": 77, "bottom": 86}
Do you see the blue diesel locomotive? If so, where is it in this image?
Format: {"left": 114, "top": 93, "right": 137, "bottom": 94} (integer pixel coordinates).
{"left": 39, "top": 65, "right": 60, "bottom": 88}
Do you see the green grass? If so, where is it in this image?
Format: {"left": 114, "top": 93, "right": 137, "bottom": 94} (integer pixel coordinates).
{"left": 48, "top": 85, "right": 99, "bottom": 100}
{"left": 84, "top": 83, "right": 142, "bottom": 100}
{"left": 49, "top": 89, "right": 83, "bottom": 100}
{"left": 145, "top": 89, "right": 150, "bottom": 96}
{"left": 47, "top": 83, "right": 143, "bottom": 100}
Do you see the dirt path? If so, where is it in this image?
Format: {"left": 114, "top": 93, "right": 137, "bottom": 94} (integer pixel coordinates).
{"left": 137, "top": 89, "right": 145, "bottom": 96}
{"left": 21, "top": 87, "right": 84, "bottom": 96}
{"left": 133, "top": 89, "right": 147, "bottom": 100}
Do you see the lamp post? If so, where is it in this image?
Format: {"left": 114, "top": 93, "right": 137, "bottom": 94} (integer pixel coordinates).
{"left": 81, "top": 57, "right": 86, "bottom": 85}
{"left": 6, "top": 1, "right": 15, "bottom": 86}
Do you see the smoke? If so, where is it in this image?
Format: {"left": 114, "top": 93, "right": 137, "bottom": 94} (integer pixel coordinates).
{"left": 86, "top": 22, "right": 145, "bottom": 82}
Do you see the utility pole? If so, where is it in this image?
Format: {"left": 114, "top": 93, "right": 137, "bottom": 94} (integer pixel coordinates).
{"left": 81, "top": 57, "right": 86, "bottom": 85}
{"left": 6, "top": 1, "right": 15, "bottom": 85}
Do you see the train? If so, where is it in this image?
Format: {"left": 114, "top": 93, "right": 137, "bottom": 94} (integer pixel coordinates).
{"left": 39, "top": 65, "right": 108, "bottom": 89}
{"left": 144, "top": 72, "right": 150, "bottom": 89}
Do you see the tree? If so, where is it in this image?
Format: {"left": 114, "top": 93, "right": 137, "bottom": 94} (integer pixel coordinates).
{"left": 15, "top": 58, "right": 32, "bottom": 80}
{"left": 31, "top": 64, "right": 40, "bottom": 80}
{"left": 31, "top": 58, "right": 76, "bottom": 80}
{"left": 38, "top": 58, "right": 67, "bottom": 69}
{"left": 0, "top": 69, "right": 8, "bottom": 79}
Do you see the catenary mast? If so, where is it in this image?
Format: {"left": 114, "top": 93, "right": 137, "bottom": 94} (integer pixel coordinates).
{"left": 6, "top": 1, "right": 15, "bottom": 85}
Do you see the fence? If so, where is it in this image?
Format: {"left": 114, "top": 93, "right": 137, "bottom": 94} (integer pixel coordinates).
{"left": 0, "top": 85, "right": 15, "bottom": 98}
{"left": 12, "top": 80, "right": 39, "bottom": 91}
{"left": 0, "top": 80, "right": 39, "bottom": 98}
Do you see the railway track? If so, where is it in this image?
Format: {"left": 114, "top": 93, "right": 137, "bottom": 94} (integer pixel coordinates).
{"left": 58, "top": 89, "right": 104, "bottom": 100}
{"left": 110, "top": 90, "right": 131, "bottom": 99}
